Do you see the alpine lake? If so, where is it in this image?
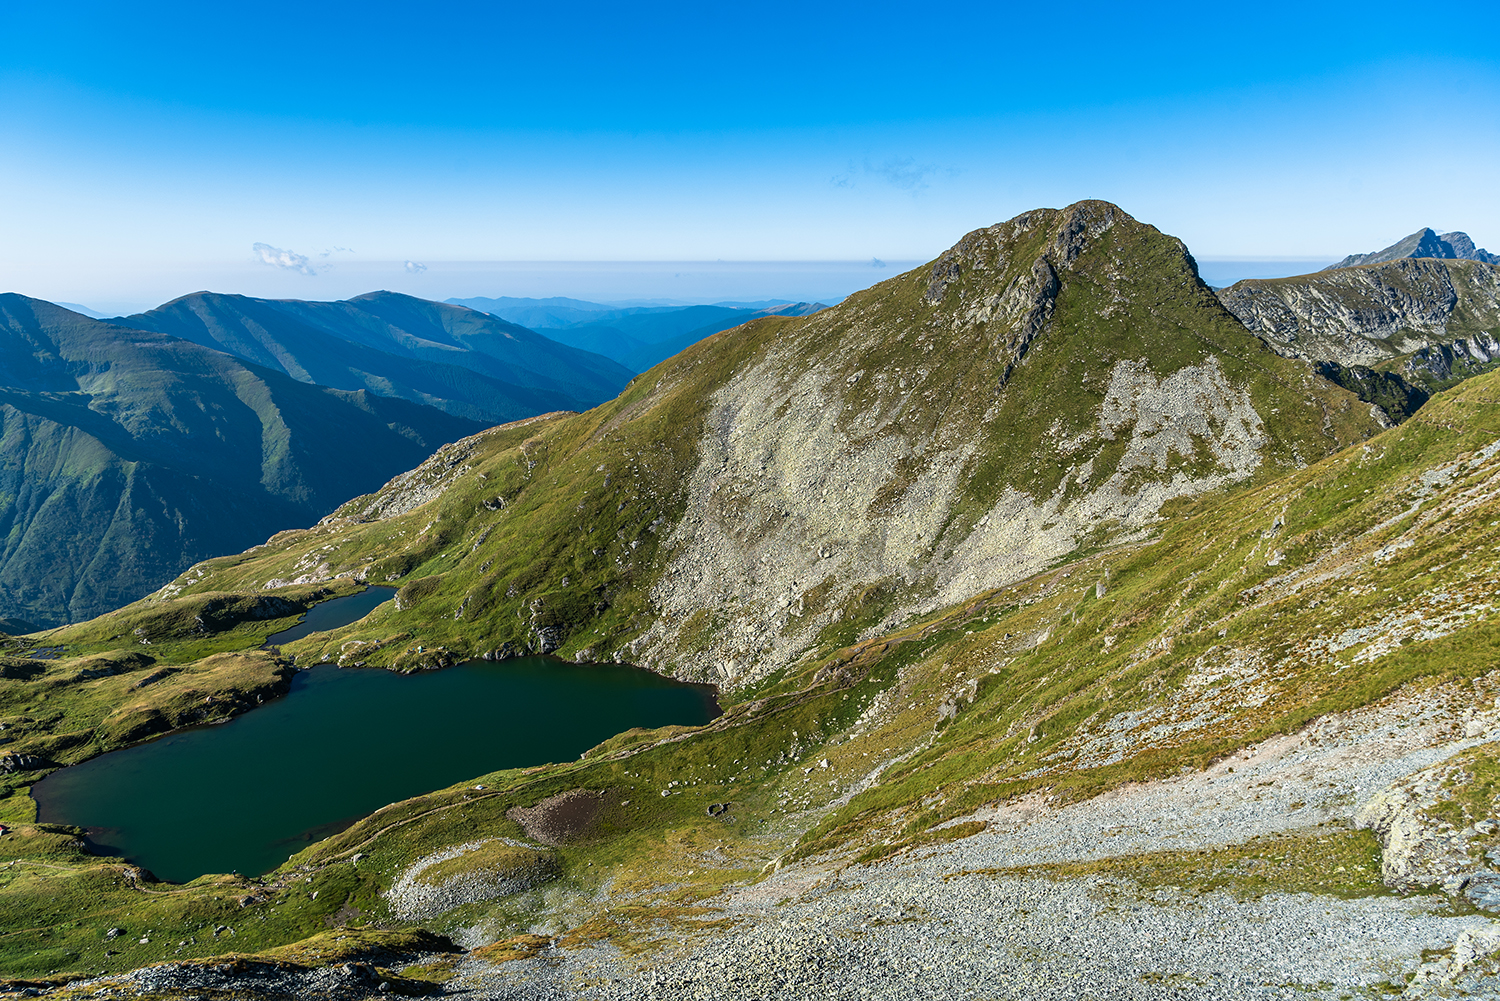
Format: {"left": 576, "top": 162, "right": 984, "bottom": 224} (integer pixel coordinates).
{"left": 31, "top": 587, "right": 720, "bottom": 883}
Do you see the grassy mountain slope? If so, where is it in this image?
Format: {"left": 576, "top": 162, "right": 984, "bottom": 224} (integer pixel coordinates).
{"left": 0, "top": 295, "right": 487, "bottom": 627}
{"left": 0, "top": 200, "right": 1442, "bottom": 983}
{"left": 154, "top": 202, "right": 1379, "bottom": 688}
{"left": 5, "top": 298, "right": 1500, "bottom": 987}
{"left": 116, "top": 292, "right": 632, "bottom": 421}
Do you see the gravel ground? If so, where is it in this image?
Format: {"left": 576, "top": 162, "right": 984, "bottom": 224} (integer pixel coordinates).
{"left": 455, "top": 862, "right": 1487, "bottom": 1000}
{"left": 452, "top": 683, "right": 1500, "bottom": 1000}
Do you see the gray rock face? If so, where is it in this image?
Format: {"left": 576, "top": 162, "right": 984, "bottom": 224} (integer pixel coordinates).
{"left": 0, "top": 753, "right": 42, "bottom": 774}
{"left": 620, "top": 203, "right": 1367, "bottom": 687}
{"left": 1217, "top": 259, "right": 1500, "bottom": 391}
{"left": 1354, "top": 746, "right": 1500, "bottom": 895}
{"left": 1325, "top": 228, "right": 1500, "bottom": 270}
{"left": 1355, "top": 778, "right": 1476, "bottom": 890}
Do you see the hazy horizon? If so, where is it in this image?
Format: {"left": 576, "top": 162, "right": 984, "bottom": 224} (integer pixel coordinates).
{"left": 3, "top": 1, "right": 1495, "bottom": 299}
{"left": 13, "top": 255, "right": 1349, "bottom": 319}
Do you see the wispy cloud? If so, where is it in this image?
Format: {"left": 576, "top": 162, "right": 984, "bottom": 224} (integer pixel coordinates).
{"left": 319, "top": 246, "right": 354, "bottom": 258}
{"left": 252, "top": 242, "right": 316, "bottom": 275}
{"left": 831, "top": 158, "right": 952, "bottom": 193}
{"left": 404, "top": 260, "right": 427, "bottom": 274}
{"left": 871, "top": 158, "right": 936, "bottom": 191}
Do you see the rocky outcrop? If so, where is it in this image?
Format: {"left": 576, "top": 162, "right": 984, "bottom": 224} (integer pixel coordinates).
{"left": 1218, "top": 259, "right": 1500, "bottom": 399}
{"left": 385, "top": 838, "right": 558, "bottom": 922}
{"left": 1355, "top": 781, "right": 1478, "bottom": 891}
{"left": 1325, "top": 227, "right": 1499, "bottom": 270}
{"left": 1355, "top": 742, "right": 1500, "bottom": 905}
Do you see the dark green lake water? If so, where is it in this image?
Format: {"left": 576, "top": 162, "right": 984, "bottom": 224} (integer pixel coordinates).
{"left": 34, "top": 652, "right": 718, "bottom": 883}
{"left": 263, "top": 585, "right": 398, "bottom": 646}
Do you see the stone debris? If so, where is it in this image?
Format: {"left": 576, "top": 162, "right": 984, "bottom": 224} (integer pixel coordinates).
{"left": 386, "top": 838, "right": 557, "bottom": 922}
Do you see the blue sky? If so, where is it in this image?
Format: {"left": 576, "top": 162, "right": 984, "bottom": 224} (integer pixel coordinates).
{"left": 2, "top": 0, "right": 1497, "bottom": 309}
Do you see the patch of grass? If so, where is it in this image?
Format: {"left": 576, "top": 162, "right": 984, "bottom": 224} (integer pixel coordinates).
{"left": 250, "top": 928, "right": 455, "bottom": 967}
{"left": 952, "top": 828, "right": 1388, "bottom": 901}
{"left": 470, "top": 933, "right": 551, "bottom": 964}
{"left": 557, "top": 903, "right": 734, "bottom": 955}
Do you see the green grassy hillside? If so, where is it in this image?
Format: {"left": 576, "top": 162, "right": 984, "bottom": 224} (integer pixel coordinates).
{"left": 0, "top": 295, "right": 488, "bottom": 627}
{"left": 147, "top": 202, "right": 1378, "bottom": 685}
{"left": 10, "top": 201, "right": 1472, "bottom": 984}
{"left": 115, "top": 291, "right": 633, "bottom": 422}
{"left": 0, "top": 319, "right": 1497, "bottom": 987}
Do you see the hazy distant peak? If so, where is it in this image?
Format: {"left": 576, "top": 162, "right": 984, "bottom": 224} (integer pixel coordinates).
{"left": 1325, "top": 228, "right": 1499, "bottom": 270}
{"left": 54, "top": 301, "right": 111, "bottom": 319}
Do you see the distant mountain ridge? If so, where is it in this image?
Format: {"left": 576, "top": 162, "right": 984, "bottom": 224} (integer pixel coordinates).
{"left": 114, "top": 291, "right": 632, "bottom": 423}
{"left": 447, "top": 295, "right": 827, "bottom": 371}
{"left": 0, "top": 294, "right": 489, "bottom": 627}
{"left": 1325, "top": 228, "right": 1499, "bottom": 270}
{"left": 1217, "top": 257, "right": 1500, "bottom": 421}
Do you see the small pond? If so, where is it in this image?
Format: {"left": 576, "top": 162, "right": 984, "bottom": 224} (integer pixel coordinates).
{"left": 33, "top": 590, "right": 719, "bottom": 883}
{"left": 263, "top": 585, "right": 398, "bottom": 646}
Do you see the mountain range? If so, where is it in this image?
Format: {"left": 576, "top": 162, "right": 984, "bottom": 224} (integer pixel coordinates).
{"left": 0, "top": 295, "right": 490, "bottom": 628}
{"left": 1325, "top": 227, "right": 1499, "bottom": 269}
{"left": 114, "top": 291, "right": 633, "bottom": 423}
{"left": 448, "top": 296, "right": 826, "bottom": 372}
{"left": 1218, "top": 256, "right": 1500, "bottom": 421}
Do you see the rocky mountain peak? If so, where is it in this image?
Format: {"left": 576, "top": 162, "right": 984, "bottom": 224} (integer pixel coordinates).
{"left": 1325, "top": 228, "right": 1499, "bottom": 270}
{"left": 922, "top": 200, "right": 1127, "bottom": 303}
{"left": 169, "top": 202, "right": 1380, "bottom": 687}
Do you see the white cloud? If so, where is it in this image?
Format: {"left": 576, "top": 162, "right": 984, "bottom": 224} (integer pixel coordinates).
{"left": 252, "top": 242, "right": 316, "bottom": 275}
{"left": 404, "top": 260, "right": 427, "bottom": 274}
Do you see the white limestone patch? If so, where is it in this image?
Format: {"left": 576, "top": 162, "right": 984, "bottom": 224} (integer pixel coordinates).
{"left": 386, "top": 837, "right": 556, "bottom": 922}
{"left": 639, "top": 347, "right": 1272, "bottom": 687}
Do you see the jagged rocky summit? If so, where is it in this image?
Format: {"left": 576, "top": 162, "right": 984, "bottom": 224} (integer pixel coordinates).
{"left": 1325, "top": 227, "right": 1499, "bottom": 270}
{"left": 1217, "top": 257, "right": 1500, "bottom": 420}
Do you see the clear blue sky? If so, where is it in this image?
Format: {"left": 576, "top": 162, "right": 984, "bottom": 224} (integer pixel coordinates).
{"left": 2, "top": 0, "right": 1497, "bottom": 309}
